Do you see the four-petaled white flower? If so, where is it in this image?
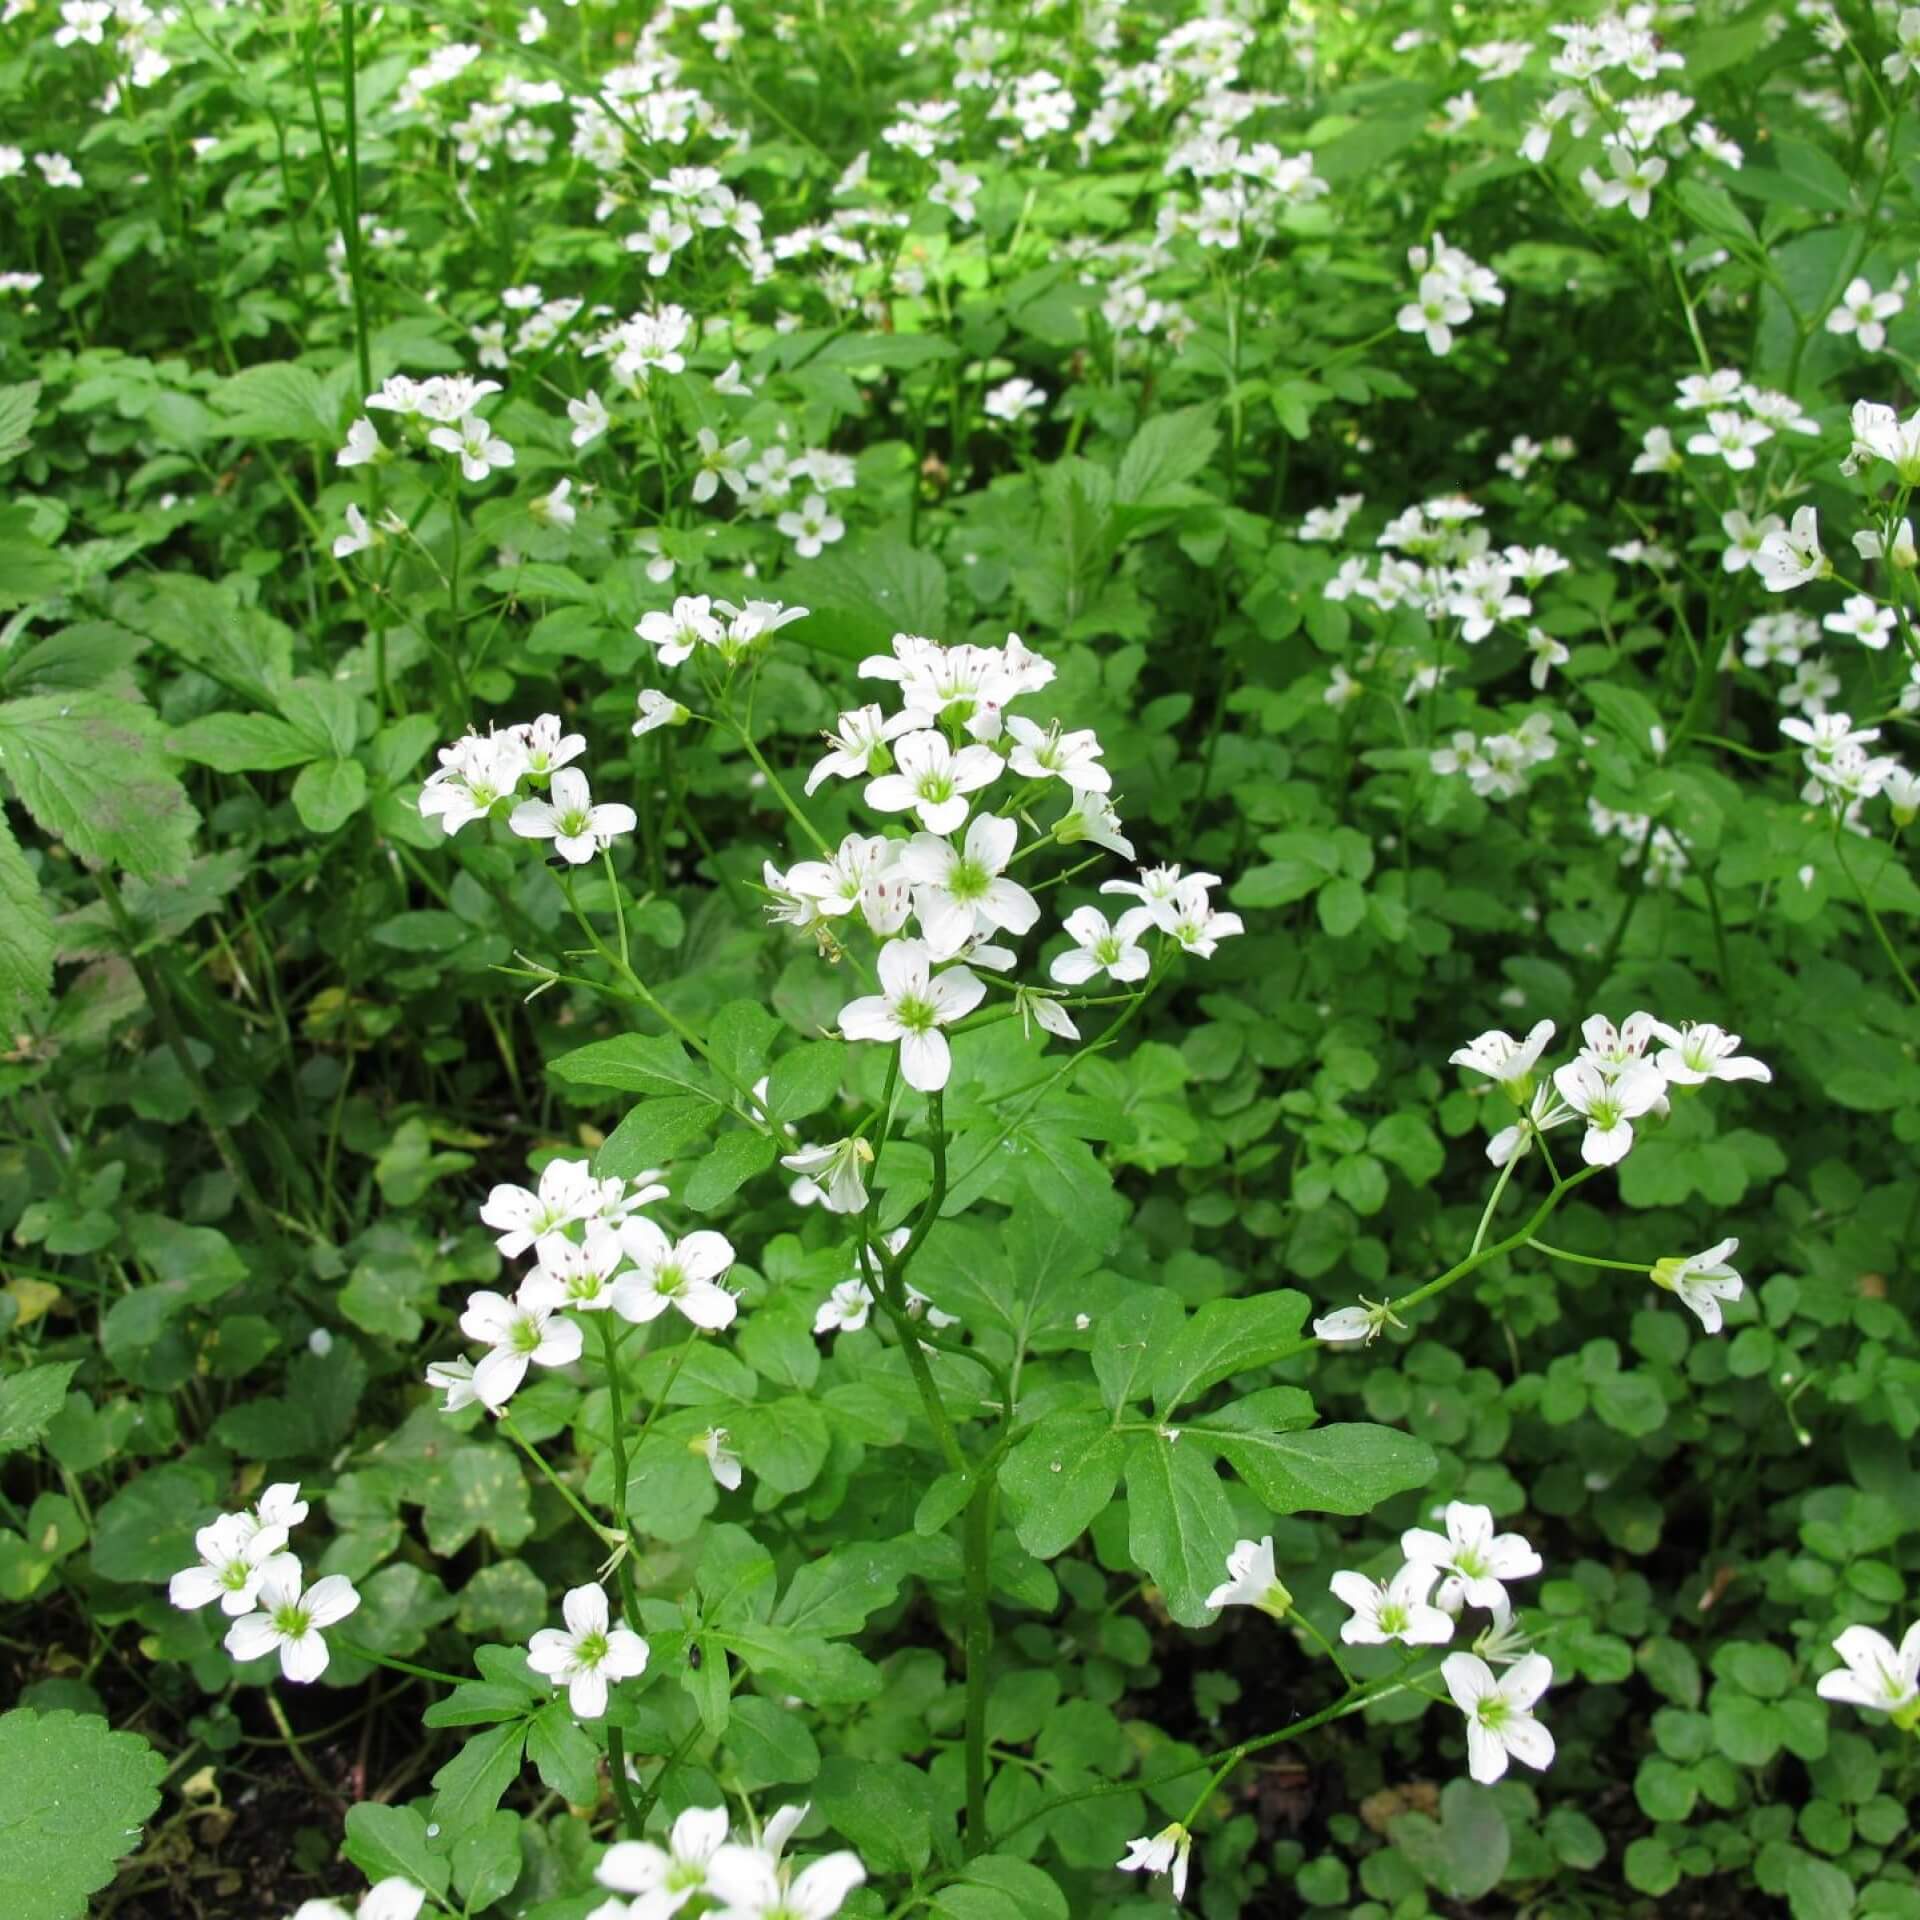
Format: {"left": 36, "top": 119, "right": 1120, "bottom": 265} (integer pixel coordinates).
{"left": 780, "top": 1137, "right": 873, "bottom": 1214}
{"left": 864, "top": 730, "right": 1005, "bottom": 834}
{"left": 898, "top": 813, "right": 1039, "bottom": 959}
{"left": 1116, "top": 1824, "right": 1193, "bottom": 1903}
{"left": 169, "top": 1512, "right": 292, "bottom": 1616}
{"left": 639, "top": 595, "right": 725, "bottom": 667}
{"left": 1330, "top": 1563, "right": 1456, "bottom": 1646}
{"left": 837, "top": 938, "right": 985, "bottom": 1092}
{"left": 1004, "top": 714, "right": 1111, "bottom": 792}
{"left": 693, "top": 1426, "right": 744, "bottom": 1491}
{"left": 984, "top": 377, "right": 1047, "bottom": 423}
{"left": 509, "top": 767, "right": 638, "bottom": 864}
{"left": 1442, "top": 1651, "right": 1556, "bottom": 1783}
{"left": 481, "top": 1156, "right": 599, "bottom": 1257}
{"left": 1817, "top": 1623, "right": 1920, "bottom": 1715}
{"left": 1204, "top": 1536, "right": 1292, "bottom": 1618}
{"left": 1049, "top": 905, "right": 1153, "bottom": 985}
{"left": 1450, "top": 1019, "right": 1555, "bottom": 1096}
{"left": 430, "top": 413, "right": 516, "bottom": 481}
{"left": 805, "top": 705, "right": 916, "bottom": 795}
{"left": 569, "top": 390, "right": 610, "bottom": 447}
{"left": 776, "top": 493, "right": 845, "bottom": 558}
{"left": 610, "top": 1219, "right": 739, "bottom": 1329}
{"left": 702, "top": 1843, "right": 867, "bottom": 1920}
{"left": 1551, "top": 1058, "right": 1665, "bottom": 1167}
{"left": 1313, "top": 1298, "right": 1405, "bottom": 1343}
{"left": 1401, "top": 1501, "right": 1542, "bottom": 1613}
{"left": 527, "top": 1582, "right": 650, "bottom": 1720}
{"left": 336, "top": 417, "right": 380, "bottom": 468}
{"left": 459, "top": 1289, "right": 586, "bottom": 1408}
{"left": 597, "top": 1803, "right": 733, "bottom": 1913}
{"left": 813, "top": 1278, "right": 874, "bottom": 1336}
{"left": 1647, "top": 1021, "right": 1771, "bottom": 1087}
{"left": 1754, "top": 507, "right": 1827, "bottom": 593}
{"left": 1652, "top": 1238, "right": 1745, "bottom": 1333}
{"left": 224, "top": 1558, "right": 361, "bottom": 1683}
{"left": 419, "top": 728, "right": 530, "bottom": 835}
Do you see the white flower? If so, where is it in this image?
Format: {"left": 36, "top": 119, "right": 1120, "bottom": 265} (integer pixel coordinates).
{"left": 813, "top": 1278, "right": 874, "bottom": 1336}
{"left": 336, "top": 417, "right": 380, "bottom": 468}
{"left": 1449, "top": 1019, "right": 1554, "bottom": 1096}
{"left": 1398, "top": 269, "right": 1472, "bottom": 355}
{"left": 224, "top": 1558, "right": 360, "bottom": 1683}
{"left": 1163, "top": 878, "right": 1245, "bottom": 959}
{"left": 1312, "top": 1299, "right": 1404, "bottom": 1343}
{"left": 292, "top": 1880, "right": 426, "bottom": 1920}
{"left": 418, "top": 728, "right": 530, "bottom": 835}
{"left": 1647, "top": 1020, "right": 1770, "bottom": 1086}
{"left": 459, "top": 1289, "right": 585, "bottom": 1409}
{"left": 169, "top": 1512, "right": 292, "bottom": 1615}
{"left": 1823, "top": 595, "right": 1896, "bottom": 651}
{"left": 480, "top": 1156, "right": 599, "bottom": 1257}
{"left": 1652, "top": 1238, "right": 1744, "bottom": 1333}
{"left": 515, "top": 711, "right": 588, "bottom": 779}
{"left": 527, "top": 1582, "right": 650, "bottom": 1720}
{"left": 1686, "top": 408, "right": 1771, "bottom": 471}
{"left": 1551, "top": 1058, "right": 1665, "bottom": 1166}
{"left": 1049, "top": 905, "right": 1154, "bottom": 986}
{"left": 1116, "top": 1824, "right": 1192, "bottom": 1903}
{"left": 1204, "top": 1536, "right": 1292, "bottom": 1617}
{"left": 598, "top": 1804, "right": 732, "bottom": 1911}
{"left": 430, "top": 414, "right": 516, "bottom": 482}
{"left": 837, "top": 938, "right": 985, "bottom": 1093}
{"left": 1400, "top": 1501, "right": 1542, "bottom": 1613}
{"left": 693, "top": 1427, "right": 743, "bottom": 1492}
{"left": 805, "top": 705, "right": 916, "bottom": 796}
{"left": 520, "top": 1230, "right": 624, "bottom": 1313}
{"left": 1524, "top": 626, "right": 1570, "bottom": 689}
{"left": 333, "top": 504, "right": 376, "bottom": 560}
{"left": 864, "top": 731, "right": 1005, "bottom": 835}
{"left": 1826, "top": 276, "right": 1904, "bottom": 354}
{"left": 1889, "top": 7, "right": 1920, "bottom": 84}
{"left": 638, "top": 595, "right": 725, "bottom": 668}
{"left": 610, "top": 1219, "right": 738, "bottom": 1330}
{"left": 1488, "top": 1083, "right": 1573, "bottom": 1167}
{"left": 1817, "top": 1624, "right": 1920, "bottom": 1714}
{"left": 250, "top": 1482, "right": 310, "bottom": 1537}
{"left": 984, "top": 376, "right": 1047, "bottom": 423}
{"left": 703, "top": 1844, "right": 866, "bottom": 1920}
{"left": 899, "top": 813, "right": 1039, "bottom": 959}
{"left": 1330, "top": 1563, "right": 1455, "bottom": 1646}
{"left": 569, "top": 389, "right": 610, "bottom": 447}
{"left": 779, "top": 1137, "right": 872, "bottom": 1214}
{"left": 1004, "top": 715, "right": 1110, "bottom": 792}
{"left": 533, "top": 478, "right": 577, "bottom": 530}
{"left": 1721, "top": 509, "right": 1783, "bottom": 574}
{"left": 509, "top": 767, "right": 637, "bottom": 864}
{"left": 634, "top": 688, "right": 689, "bottom": 736}
{"left": 1102, "top": 864, "right": 1222, "bottom": 930}
{"left": 425, "top": 1357, "right": 480, "bottom": 1411}
{"left": 1580, "top": 145, "right": 1666, "bottom": 218}
{"left": 776, "top": 493, "right": 845, "bottom": 559}
{"left": 1754, "top": 507, "right": 1827, "bottom": 593}
{"left": 1442, "top": 1652, "right": 1556, "bottom": 1783}
{"left": 1053, "top": 790, "right": 1135, "bottom": 859}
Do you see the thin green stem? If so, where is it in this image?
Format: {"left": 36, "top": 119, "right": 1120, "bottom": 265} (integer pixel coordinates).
{"left": 1527, "top": 1239, "right": 1652, "bottom": 1274}
{"left": 498, "top": 1412, "right": 623, "bottom": 1547}
{"left": 596, "top": 1315, "right": 645, "bottom": 1632}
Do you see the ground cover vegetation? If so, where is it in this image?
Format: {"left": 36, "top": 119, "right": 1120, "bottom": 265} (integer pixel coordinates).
{"left": 2, "top": 1, "right": 1920, "bottom": 1916}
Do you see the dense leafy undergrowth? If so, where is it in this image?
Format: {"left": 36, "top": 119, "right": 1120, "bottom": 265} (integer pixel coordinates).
{"left": 5, "top": 2, "right": 1920, "bottom": 1917}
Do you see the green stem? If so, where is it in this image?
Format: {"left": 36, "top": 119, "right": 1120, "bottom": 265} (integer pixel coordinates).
{"left": 498, "top": 1412, "right": 622, "bottom": 1547}
{"left": 331, "top": 1640, "right": 466, "bottom": 1687}
{"left": 961, "top": 1473, "right": 995, "bottom": 1853}
{"left": 631, "top": 1719, "right": 705, "bottom": 1830}
{"left": 1832, "top": 826, "right": 1920, "bottom": 1008}
{"left": 1526, "top": 1239, "right": 1652, "bottom": 1274}
{"left": 606, "top": 1725, "right": 643, "bottom": 1836}
{"left": 596, "top": 1316, "right": 645, "bottom": 1632}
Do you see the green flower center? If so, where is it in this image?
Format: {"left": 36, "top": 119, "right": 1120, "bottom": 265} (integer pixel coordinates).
{"left": 220, "top": 1560, "right": 251, "bottom": 1590}
{"left": 1454, "top": 1547, "right": 1488, "bottom": 1579}
{"left": 947, "top": 857, "right": 990, "bottom": 902}
{"left": 915, "top": 772, "right": 955, "bottom": 805}
{"left": 272, "top": 1603, "right": 310, "bottom": 1640}
{"left": 557, "top": 807, "right": 590, "bottom": 836}
{"left": 1380, "top": 1602, "right": 1408, "bottom": 1634}
{"left": 1476, "top": 1695, "right": 1512, "bottom": 1731}
{"left": 511, "top": 1317, "right": 544, "bottom": 1354}
{"left": 667, "top": 1862, "right": 707, "bottom": 1891}
{"left": 576, "top": 1630, "right": 609, "bottom": 1668}
{"left": 655, "top": 1264, "right": 685, "bottom": 1297}
{"left": 893, "top": 993, "right": 937, "bottom": 1035}
{"left": 1093, "top": 934, "right": 1123, "bottom": 964}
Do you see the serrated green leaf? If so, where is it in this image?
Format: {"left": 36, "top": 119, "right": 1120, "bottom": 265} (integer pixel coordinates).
{"left": 0, "top": 692, "right": 198, "bottom": 877}
{"left": 342, "top": 1802, "right": 453, "bottom": 1898}
{"left": 0, "top": 1709, "right": 166, "bottom": 1920}
{"left": 167, "top": 712, "right": 316, "bottom": 773}
{"left": 429, "top": 1721, "right": 526, "bottom": 1835}
{"left": 0, "top": 381, "right": 40, "bottom": 462}
{"left": 1202, "top": 1411, "right": 1435, "bottom": 1515}
{"left": 1125, "top": 1433, "right": 1237, "bottom": 1627}
{"left": 526, "top": 1700, "right": 601, "bottom": 1807}
{"left": 682, "top": 1129, "right": 777, "bottom": 1211}
{"left": 550, "top": 1032, "right": 718, "bottom": 1100}
{"left": 1002, "top": 1412, "right": 1126, "bottom": 1559}
{"left": 1151, "top": 1290, "right": 1310, "bottom": 1414}
{"left": 0, "top": 808, "right": 53, "bottom": 1033}
{"left": 0, "top": 1363, "right": 80, "bottom": 1457}
{"left": 765, "top": 1039, "right": 847, "bottom": 1122}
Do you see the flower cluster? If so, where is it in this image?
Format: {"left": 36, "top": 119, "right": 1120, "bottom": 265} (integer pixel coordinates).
{"left": 165, "top": 1482, "right": 361, "bottom": 1683}
{"left": 432, "top": 1156, "right": 740, "bottom": 1420}
{"left": 590, "top": 1799, "right": 866, "bottom": 1920}
{"left": 418, "top": 713, "right": 637, "bottom": 866}
{"left": 1396, "top": 231, "right": 1504, "bottom": 357}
